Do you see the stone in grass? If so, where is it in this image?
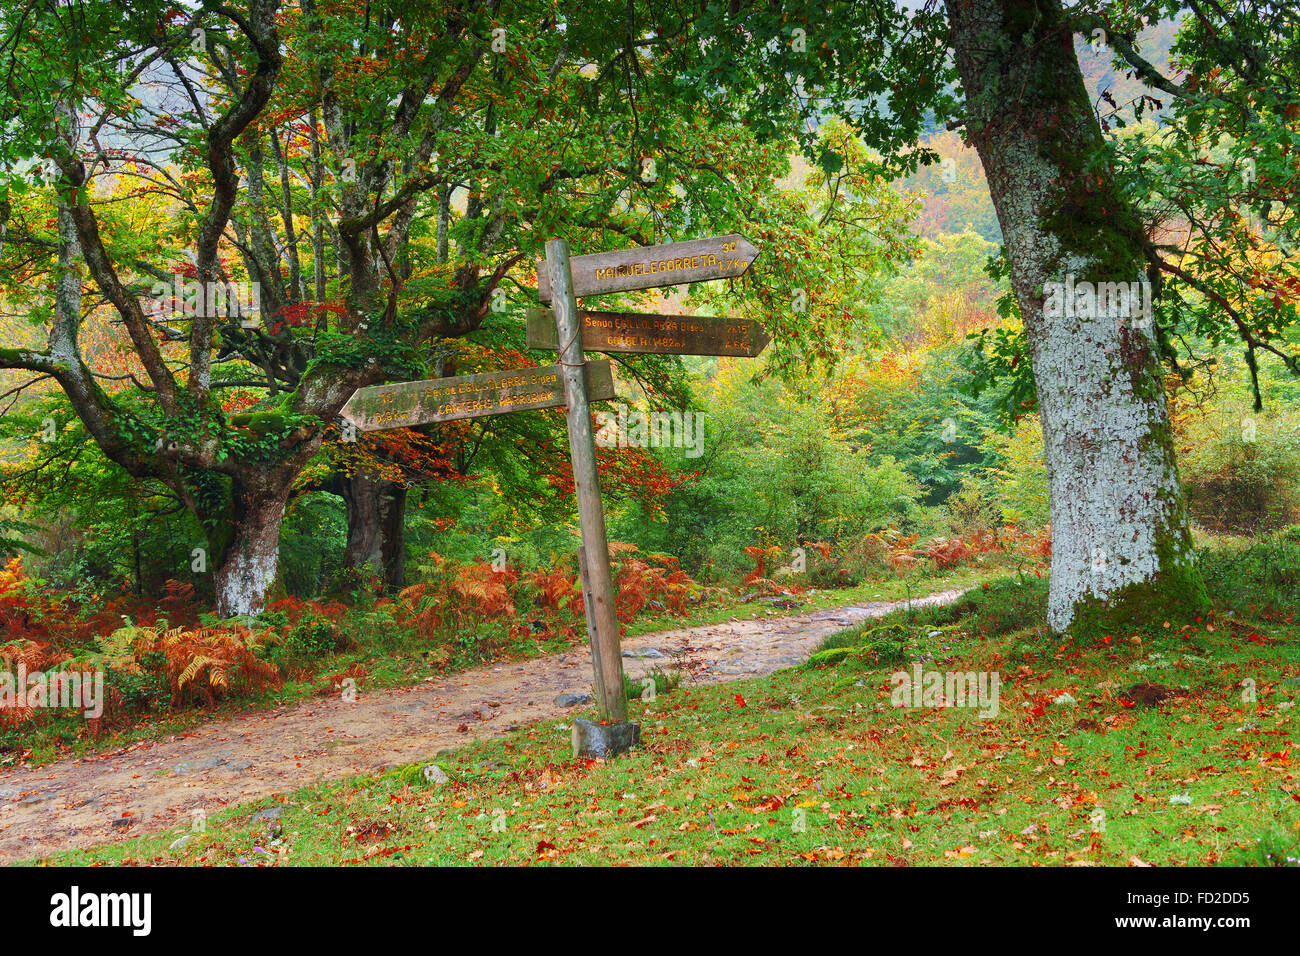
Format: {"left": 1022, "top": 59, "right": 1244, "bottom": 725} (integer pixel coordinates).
{"left": 252, "top": 807, "right": 282, "bottom": 823}
{"left": 173, "top": 755, "right": 228, "bottom": 776}
{"left": 554, "top": 692, "right": 593, "bottom": 708}
{"left": 622, "top": 647, "right": 665, "bottom": 659}
{"left": 422, "top": 764, "right": 450, "bottom": 785}
{"left": 169, "top": 834, "right": 192, "bottom": 851}
{"left": 571, "top": 719, "right": 641, "bottom": 759}
{"left": 1168, "top": 794, "right": 1193, "bottom": 805}
{"left": 1051, "top": 693, "right": 1078, "bottom": 708}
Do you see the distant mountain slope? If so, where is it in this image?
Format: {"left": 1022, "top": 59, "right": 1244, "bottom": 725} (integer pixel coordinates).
{"left": 902, "top": 18, "right": 1181, "bottom": 243}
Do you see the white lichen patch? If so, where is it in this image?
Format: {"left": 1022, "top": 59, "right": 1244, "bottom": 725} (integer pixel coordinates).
{"left": 216, "top": 545, "right": 279, "bottom": 618}
{"left": 214, "top": 502, "right": 286, "bottom": 618}
{"left": 1031, "top": 256, "right": 1190, "bottom": 631}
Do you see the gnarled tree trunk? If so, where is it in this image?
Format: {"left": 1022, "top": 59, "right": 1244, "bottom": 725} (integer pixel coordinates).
{"left": 213, "top": 475, "right": 292, "bottom": 617}
{"left": 342, "top": 471, "right": 386, "bottom": 573}
{"left": 944, "top": 0, "right": 1206, "bottom": 633}
{"left": 381, "top": 483, "right": 407, "bottom": 591}
{"left": 342, "top": 471, "right": 407, "bottom": 591}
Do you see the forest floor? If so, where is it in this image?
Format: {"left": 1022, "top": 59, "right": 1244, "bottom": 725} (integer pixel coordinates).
{"left": 0, "top": 587, "right": 967, "bottom": 863}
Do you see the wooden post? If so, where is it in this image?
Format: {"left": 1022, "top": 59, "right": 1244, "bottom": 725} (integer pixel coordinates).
{"left": 546, "top": 239, "right": 628, "bottom": 723}
{"left": 576, "top": 546, "right": 605, "bottom": 703}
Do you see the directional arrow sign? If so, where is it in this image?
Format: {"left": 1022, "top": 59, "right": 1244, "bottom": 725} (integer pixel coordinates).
{"left": 526, "top": 308, "right": 770, "bottom": 358}
{"left": 340, "top": 361, "right": 616, "bottom": 431}
{"left": 537, "top": 233, "right": 759, "bottom": 302}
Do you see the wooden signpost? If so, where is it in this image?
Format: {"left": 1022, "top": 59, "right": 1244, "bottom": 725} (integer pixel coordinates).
{"left": 340, "top": 361, "right": 615, "bottom": 431}
{"left": 340, "top": 232, "right": 766, "bottom": 757}
{"left": 525, "top": 308, "right": 771, "bottom": 358}
{"left": 537, "top": 234, "right": 759, "bottom": 302}
{"left": 536, "top": 234, "right": 763, "bottom": 754}
{"left": 545, "top": 238, "right": 630, "bottom": 729}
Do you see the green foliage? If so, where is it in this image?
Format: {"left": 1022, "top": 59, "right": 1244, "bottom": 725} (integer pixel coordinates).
{"left": 101, "top": 652, "right": 170, "bottom": 713}
{"left": 623, "top": 666, "right": 684, "bottom": 701}
{"left": 862, "top": 347, "right": 1004, "bottom": 505}
{"left": 1106, "top": 8, "right": 1300, "bottom": 404}
{"left": 1178, "top": 402, "right": 1300, "bottom": 534}
{"left": 279, "top": 492, "right": 348, "bottom": 598}
{"left": 942, "top": 478, "right": 1004, "bottom": 538}
{"left": 960, "top": 274, "right": 1038, "bottom": 424}
{"left": 897, "top": 576, "right": 1050, "bottom": 640}
{"left": 980, "top": 414, "right": 1050, "bottom": 529}
{"left": 264, "top": 612, "right": 350, "bottom": 673}
{"left": 0, "top": 406, "right": 212, "bottom": 595}
{"left": 685, "top": 117, "right": 922, "bottom": 378}
{"left": 662, "top": 379, "right": 925, "bottom": 579}
{"left": 1197, "top": 527, "right": 1300, "bottom": 616}
{"left": 869, "top": 232, "right": 1003, "bottom": 337}
{"left": 0, "top": 507, "right": 46, "bottom": 559}
{"left": 809, "top": 620, "right": 909, "bottom": 668}
{"left": 955, "top": 577, "right": 1050, "bottom": 638}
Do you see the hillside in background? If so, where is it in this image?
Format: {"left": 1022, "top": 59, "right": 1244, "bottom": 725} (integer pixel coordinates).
{"left": 905, "top": 18, "right": 1180, "bottom": 244}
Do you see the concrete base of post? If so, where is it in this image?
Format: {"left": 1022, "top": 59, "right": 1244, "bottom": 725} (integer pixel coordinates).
{"left": 571, "top": 718, "right": 641, "bottom": 759}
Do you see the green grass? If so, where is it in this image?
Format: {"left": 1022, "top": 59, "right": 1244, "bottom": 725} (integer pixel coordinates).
{"left": 623, "top": 665, "right": 685, "bottom": 700}
{"left": 36, "top": 550, "right": 1300, "bottom": 867}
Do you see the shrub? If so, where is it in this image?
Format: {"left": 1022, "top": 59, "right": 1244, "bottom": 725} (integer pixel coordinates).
{"left": 982, "top": 414, "right": 1049, "bottom": 529}
{"left": 260, "top": 597, "right": 354, "bottom": 671}
{"left": 1179, "top": 403, "right": 1300, "bottom": 533}
{"left": 961, "top": 576, "right": 1049, "bottom": 636}
{"left": 810, "top": 619, "right": 910, "bottom": 667}
{"left": 611, "top": 545, "right": 702, "bottom": 622}
{"left": 397, "top": 555, "right": 521, "bottom": 643}
{"left": 943, "top": 476, "right": 1004, "bottom": 537}
{"left": 811, "top": 532, "right": 886, "bottom": 587}
{"left": 1196, "top": 528, "right": 1300, "bottom": 615}
{"left": 903, "top": 575, "right": 1048, "bottom": 637}
{"left": 126, "top": 624, "right": 281, "bottom": 708}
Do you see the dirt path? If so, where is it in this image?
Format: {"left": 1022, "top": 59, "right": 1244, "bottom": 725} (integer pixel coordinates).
{"left": 0, "top": 589, "right": 966, "bottom": 862}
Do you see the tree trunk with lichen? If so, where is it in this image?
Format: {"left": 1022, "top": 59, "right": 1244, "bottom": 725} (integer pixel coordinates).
{"left": 213, "top": 474, "right": 293, "bottom": 618}
{"left": 945, "top": 0, "right": 1207, "bottom": 633}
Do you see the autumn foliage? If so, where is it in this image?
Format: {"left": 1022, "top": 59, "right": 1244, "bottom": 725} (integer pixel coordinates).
{"left": 111, "top": 624, "right": 280, "bottom": 709}
{"left": 395, "top": 543, "right": 712, "bottom": 652}
{"left": 610, "top": 546, "right": 708, "bottom": 623}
